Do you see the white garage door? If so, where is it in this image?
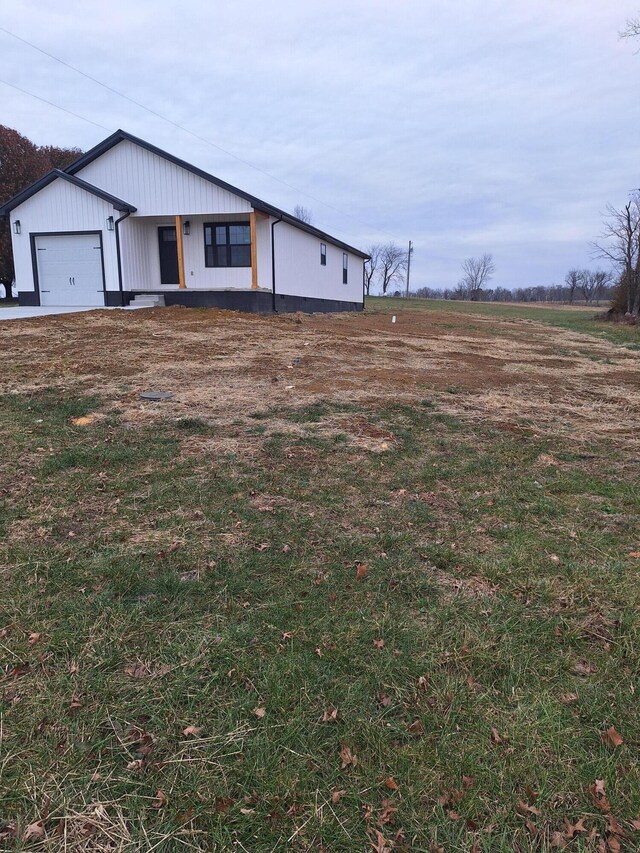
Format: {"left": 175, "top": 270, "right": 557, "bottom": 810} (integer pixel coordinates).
{"left": 35, "top": 233, "right": 105, "bottom": 307}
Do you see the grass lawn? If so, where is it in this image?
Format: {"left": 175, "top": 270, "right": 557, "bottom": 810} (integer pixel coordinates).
{"left": 0, "top": 302, "right": 638, "bottom": 851}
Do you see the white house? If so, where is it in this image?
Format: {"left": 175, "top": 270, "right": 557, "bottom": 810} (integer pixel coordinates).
{"left": 0, "top": 130, "right": 368, "bottom": 313}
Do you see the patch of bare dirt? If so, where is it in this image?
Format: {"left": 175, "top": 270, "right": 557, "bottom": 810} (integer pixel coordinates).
{"left": 1, "top": 304, "right": 639, "bottom": 449}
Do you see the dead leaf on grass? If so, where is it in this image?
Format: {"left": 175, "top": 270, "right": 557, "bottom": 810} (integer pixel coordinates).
{"left": 589, "top": 779, "right": 611, "bottom": 814}
{"left": 517, "top": 801, "right": 542, "bottom": 817}
{"left": 340, "top": 742, "right": 357, "bottom": 769}
{"left": 23, "top": 821, "right": 45, "bottom": 840}
{"left": 71, "top": 415, "right": 96, "bottom": 426}
{"left": 331, "top": 789, "right": 345, "bottom": 804}
{"left": 151, "top": 790, "right": 168, "bottom": 809}
{"left": 322, "top": 706, "right": 338, "bottom": 723}
{"left": 182, "top": 725, "right": 203, "bottom": 737}
{"left": 373, "top": 638, "right": 384, "bottom": 649}
{"left": 253, "top": 707, "right": 266, "bottom": 719}
{"left": 601, "top": 726, "right": 623, "bottom": 748}
{"left": 407, "top": 719, "right": 425, "bottom": 737}
{"left": 356, "top": 563, "right": 368, "bottom": 580}
{"left": 559, "top": 692, "right": 579, "bottom": 704}
{"left": 27, "top": 632, "right": 41, "bottom": 645}
{"left": 572, "top": 660, "right": 597, "bottom": 676}
{"left": 384, "top": 776, "right": 399, "bottom": 791}
{"left": 490, "top": 727, "right": 505, "bottom": 744}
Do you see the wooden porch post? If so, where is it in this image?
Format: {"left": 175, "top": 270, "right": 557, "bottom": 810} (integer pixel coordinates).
{"left": 250, "top": 211, "right": 258, "bottom": 289}
{"left": 175, "top": 215, "right": 186, "bottom": 289}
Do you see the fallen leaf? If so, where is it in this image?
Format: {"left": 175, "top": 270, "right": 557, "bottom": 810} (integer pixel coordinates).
{"left": 340, "top": 742, "right": 358, "bottom": 769}
{"left": 573, "top": 660, "right": 597, "bottom": 676}
{"left": 562, "top": 817, "right": 587, "bottom": 839}
{"left": 549, "top": 554, "right": 561, "bottom": 564}
{"left": 606, "top": 814, "right": 626, "bottom": 837}
{"left": 68, "top": 696, "right": 83, "bottom": 712}
{"left": 589, "top": 779, "right": 611, "bottom": 814}
{"left": 378, "top": 799, "right": 398, "bottom": 825}
{"left": 384, "top": 776, "right": 399, "bottom": 791}
{"left": 182, "top": 725, "right": 202, "bottom": 737}
{"left": 417, "top": 675, "right": 430, "bottom": 691}
{"left": 331, "top": 789, "right": 345, "bottom": 804}
{"left": 253, "top": 707, "right": 266, "bottom": 719}
{"left": 601, "top": 725, "right": 623, "bottom": 748}
{"left": 71, "top": 415, "right": 96, "bottom": 426}
{"left": 490, "top": 727, "right": 504, "bottom": 744}
{"left": 28, "top": 632, "right": 41, "bottom": 646}
{"left": 517, "top": 801, "right": 542, "bottom": 817}
{"left": 609, "top": 837, "right": 621, "bottom": 853}
{"left": 447, "top": 810, "right": 462, "bottom": 821}
{"left": 126, "top": 759, "right": 143, "bottom": 771}
{"left": 559, "top": 692, "right": 579, "bottom": 704}
{"left": 377, "top": 692, "right": 392, "bottom": 707}
{"left": 281, "top": 631, "right": 294, "bottom": 640}
{"left": 373, "top": 638, "right": 384, "bottom": 649}
{"left": 407, "top": 719, "right": 425, "bottom": 737}
{"left": 322, "top": 706, "right": 338, "bottom": 723}
{"left": 255, "top": 542, "right": 270, "bottom": 552}
{"left": 124, "top": 662, "right": 149, "bottom": 678}
{"left": 240, "top": 807, "right": 255, "bottom": 815}
{"left": 356, "top": 563, "right": 368, "bottom": 580}
{"left": 630, "top": 818, "right": 640, "bottom": 830}
{"left": 215, "top": 797, "right": 235, "bottom": 813}
{"left": 151, "top": 790, "right": 168, "bottom": 809}
{"left": 24, "top": 821, "right": 45, "bottom": 840}
{"left": 628, "top": 551, "right": 640, "bottom": 558}
{"left": 68, "top": 661, "right": 80, "bottom": 674}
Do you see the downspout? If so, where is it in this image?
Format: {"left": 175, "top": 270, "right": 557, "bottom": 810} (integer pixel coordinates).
{"left": 114, "top": 210, "right": 132, "bottom": 307}
{"left": 270, "top": 215, "right": 283, "bottom": 313}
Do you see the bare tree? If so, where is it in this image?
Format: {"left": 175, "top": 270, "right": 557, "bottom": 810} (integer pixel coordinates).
{"left": 564, "top": 269, "right": 581, "bottom": 304}
{"left": 458, "top": 254, "right": 495, "bottom": 300}
{"left": 580, "top": 270, "right": 612, "bottom": 303}
{"left": 364, "top": 243, "right": 382, "bottom": 296}
{"left": 293, "top": 205, "right": 312, "bottom": 224}
{"left": 379, "top": 242, "right": 408, "bottom": 294}
{"left": 620, "top": 16, "right": 640, "bottom": 41}
{"left": 593, "top": 193, "right": 640, "bottom": 315}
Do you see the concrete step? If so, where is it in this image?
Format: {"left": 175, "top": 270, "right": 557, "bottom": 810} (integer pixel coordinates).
{"left": 129, "top": 294, "right": 166, "bottom": 307}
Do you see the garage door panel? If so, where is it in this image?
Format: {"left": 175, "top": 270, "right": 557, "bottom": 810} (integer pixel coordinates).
{"left": 35, "top": 234, "right": 105, "bottom": 307}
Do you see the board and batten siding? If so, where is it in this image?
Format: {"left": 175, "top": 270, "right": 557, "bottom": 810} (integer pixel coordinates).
{"left": 273, "top": 220, "right": 364, "bottom": 303}
{"left": 8, "top": 178, "right": 119, "bottom": 295}
{"left": 74, "top": 140, "right": 253, "bottom": 218}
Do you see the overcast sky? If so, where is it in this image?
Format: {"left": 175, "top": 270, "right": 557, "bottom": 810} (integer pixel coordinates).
{"left": 2, "top": 1, "right": 639, "bottom": 292}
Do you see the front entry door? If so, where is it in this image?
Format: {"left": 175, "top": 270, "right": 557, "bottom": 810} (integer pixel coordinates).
{"left": 158, "top": 226, "right": 179, "bottom": 284}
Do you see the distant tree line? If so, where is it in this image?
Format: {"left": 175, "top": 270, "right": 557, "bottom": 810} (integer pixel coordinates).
{"left": 0, "top": 125, "right": 82, "bottom": 286}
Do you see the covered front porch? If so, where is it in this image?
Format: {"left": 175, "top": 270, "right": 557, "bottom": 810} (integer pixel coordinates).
{"left": 116, "top": 210, "right": 272, "bottom": 302}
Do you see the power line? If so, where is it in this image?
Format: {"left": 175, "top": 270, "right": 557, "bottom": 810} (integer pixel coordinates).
{"left": 0, "top": 26, "right": 397, "bottom": 241}
{"left": 0, "top": 78, "right": 110, "bottom": 132}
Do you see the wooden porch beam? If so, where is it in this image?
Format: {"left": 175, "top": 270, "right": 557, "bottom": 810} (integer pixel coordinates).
{"left": 250, "top": 211, "right": 258, "bottom": 289}
{"left": 175, "top": 215, "right": 186, "bottom": 289}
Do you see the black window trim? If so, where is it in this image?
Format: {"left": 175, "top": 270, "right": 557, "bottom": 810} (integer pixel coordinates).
{"left": 203, "top": 220, "right": 252, "bottom": 268}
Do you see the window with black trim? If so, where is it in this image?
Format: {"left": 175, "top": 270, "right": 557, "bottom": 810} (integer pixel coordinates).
{"left": 342, "top": 253, "right": 348, "bottom": 284}
{"left": 320, "top": 243, "right": 326, "bottom": 266}
{"left": 204, "top": 222, "right": 251, "bottom": 267}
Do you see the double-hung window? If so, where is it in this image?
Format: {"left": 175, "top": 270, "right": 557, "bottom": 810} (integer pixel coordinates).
{"left": 342, "top": 253, "right": 348, "bottom": 284}
{"left": 320, "top": 243, "right": 326, "bottom": 266}
{"left": 204, "top": 222, "right": 251, "bottom": 267}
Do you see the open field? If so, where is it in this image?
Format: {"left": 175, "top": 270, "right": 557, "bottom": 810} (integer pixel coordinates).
{"left": 1, "top": 300, "right": 639, "bottom": 851}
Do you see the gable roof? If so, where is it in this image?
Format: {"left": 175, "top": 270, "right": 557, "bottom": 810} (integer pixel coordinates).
{"left": 0, "top": 168, "right": 137, "bottom": 216}
{"left": 64, "top": 129, "right": 368, "bottom": 258}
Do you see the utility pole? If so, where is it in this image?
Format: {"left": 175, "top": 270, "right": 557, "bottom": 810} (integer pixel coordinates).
{"left": 405, "top": 240, "right": 413, "bottom": 297}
